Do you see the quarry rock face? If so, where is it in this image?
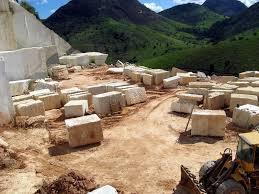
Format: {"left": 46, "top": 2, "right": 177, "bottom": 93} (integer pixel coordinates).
{"left": 0, "top": 59, "right": 14, "bottom": 126}
{"left": 65, "top": 114, "right": 103, "bottom": 148}
{"left": 0, "top": 0, "right": 72, "bottom": 55}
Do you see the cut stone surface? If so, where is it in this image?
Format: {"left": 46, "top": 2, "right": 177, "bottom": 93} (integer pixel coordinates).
{"left": 124, "top": 87, "right": 147, "bottom": 106}
{"left": 209, "top": 89, "right": 234, "bottom": 106}
{"left": 88, "top": 185, "right": 118, "bottom": 194}
{"left": 149, "top": 69, "right": 170, "bottom": 85}
{"left": 9, "top": 79, "right": 31, "bottom": 96}
{"left": 216, "top": 76, "right": 238, "bottom": 83}
{"left": 207, "top": 92, "right": 225, "bottom": 110}
{"left": 233, "top": 104, "right": 259, "bottom": 129}
{"left": 30, "top": 89, "right": 52, "bottom": 99}
{"left": 187, "top": 88, "right": 209, "bottom": 96}
{"left": 106, "top": 82, "right": 130, "bottom": 92}
{"left": 107, "top": 67, "right": 124, "bottom": 74}
{"left": 84, "top": 52, "right": 108, "bottom": 65}
{"left": 86, "top": 84, "right": 107, "bottom": 95}
{"left": 32, "top": 79, "right": 59, "bottom": 91}
{"left": 238, "top": 77, "right": 259, "bottom": 83}
{"left": 171, "top": 100, "right": 196, "bottom": 114}
{"left": 228, "top": 81, "right": 249, "bottom": 87}
{"left": 142, "top": 73, "right": 153, "bottom": 86}
{"left": 236, "top": 87, "right": 259, "bottom": 98}
{"left": 178, "top": 75, "right": 197, "bottom": 86}
{"left": 177, "top": 93, "right": 203, "bottom": 102}
{"left": 115, "top": 85, "right": 138, "bottom": 93}
{"left": 188, "top": 82, "right": 215, "bottom": 89}
{"left": 60, "top": 87, "right": 82, "bottom": 105}
{"left": 191, "top": 109, "right": 226, "bottom": 137}
{"left": 51, "top": 65, "right": 69, "bottom": 80}
{"left": 36, "top": 93, "right": 61, "bottom": 111}
{"left": 251, "top": 81, "right": 259, "bottom": 87}
{"left": 59, "top": 54, "right": 89, "bottom": 66}
{"left": 230, "top": 94, "right": 258, "bottom": 111}
{"left": 12, "top": 94, "right": 33, "bottom": 103}
{"left": 0, "top": 59, "right": 14, "bottom": 126}
{"left": 68, "top": 92, "right": 92, "bottom": 107}
{"left": 64, "top": 100, "right": 88, "bottom": 118}
{"left": 171, "top": 67, "right": 186, "bottom": 76}
{"left": 16, "top": 100, "right": 45, "bottom": 117}
{"left": 65, "top": 114, "right": 103, "bottom": 148}
{"left": 212, "top": 84, "right": 239, "bottom": 91}
{"left": 239, "top": 71, "right": 256, "bottom": 79}
{"left": 93, "top": 91, "right": 122, "bottom": 116}
{"left": 130, "top": 71, "right": 142, "bottom": 83}
{"left": 163, "top": 76, "right": 180, "bottom": 89}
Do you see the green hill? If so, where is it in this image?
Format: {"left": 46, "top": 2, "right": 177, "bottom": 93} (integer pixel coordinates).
{"left": 208, "top": 2, "right": 259, "bottom": 40}
{"left": 159, "top": 3, "right": 224, "bottom": 29}
{"left": 140, "top": 30, "right": 259, "bottom": 74}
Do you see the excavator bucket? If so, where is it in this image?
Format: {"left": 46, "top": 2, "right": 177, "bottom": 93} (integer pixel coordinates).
{"left": 179, "top": 165, "right": 207, "bottom": 194}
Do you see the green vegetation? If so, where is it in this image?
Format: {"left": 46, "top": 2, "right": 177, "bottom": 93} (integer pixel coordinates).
{"left": 141, "top": 29, "right": 259, "bottom": 74}
{"left": 20, "top": 1, "right": 39, "bottom": 19}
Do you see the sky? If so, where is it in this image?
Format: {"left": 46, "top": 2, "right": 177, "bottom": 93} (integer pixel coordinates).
{"left": 26, "top": 0, "right": 259, "bottom": 19}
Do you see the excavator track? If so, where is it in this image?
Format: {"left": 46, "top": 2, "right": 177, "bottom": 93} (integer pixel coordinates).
{"left": 180, "top": 165, "right": 207, "bottom": 194}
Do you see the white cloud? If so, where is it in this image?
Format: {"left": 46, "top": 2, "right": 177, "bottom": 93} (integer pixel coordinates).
{"left": 50, "top": 9, "right": 56, "bottom": 13}
{"left": 171, "top": 0, "right": 259, "bottom": 6}
{"left": 144, "top": 2, "right": 164, "bottom": 12}
{"left": 40, "top": 0, "right": 48, "bottom": 4}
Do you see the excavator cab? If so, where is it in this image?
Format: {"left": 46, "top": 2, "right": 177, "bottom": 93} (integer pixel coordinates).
{"left": 179, "top": 131, "right": 259, "bottom": 194}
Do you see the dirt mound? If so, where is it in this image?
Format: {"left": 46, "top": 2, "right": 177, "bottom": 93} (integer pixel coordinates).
{"left": 35, "top": 171, "right": 97, "bottom": 194}
{"left": 0, "top": 147, "right": 26, "bottom": 170}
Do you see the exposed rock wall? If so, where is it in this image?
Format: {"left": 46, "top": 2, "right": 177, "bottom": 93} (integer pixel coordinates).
{"left": 0, "top": 0, "right": 72, "bottom": 56}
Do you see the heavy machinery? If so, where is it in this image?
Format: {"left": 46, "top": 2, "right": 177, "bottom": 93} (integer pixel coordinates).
{"left": 180, "top": 131, "right": 259, "bottom": 194}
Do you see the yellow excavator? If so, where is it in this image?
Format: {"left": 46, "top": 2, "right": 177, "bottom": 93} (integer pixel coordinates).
{"left": 180, "top": 131, "right": 259, "bottom": 194}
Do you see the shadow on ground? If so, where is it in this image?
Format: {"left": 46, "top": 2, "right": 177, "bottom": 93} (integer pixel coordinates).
{"left": 48, "top": 142, "right": 101, "bottom": 156}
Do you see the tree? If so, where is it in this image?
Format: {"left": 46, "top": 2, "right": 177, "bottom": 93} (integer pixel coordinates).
{"left": 20, "top": 1, "right": 39, "bottom": 19}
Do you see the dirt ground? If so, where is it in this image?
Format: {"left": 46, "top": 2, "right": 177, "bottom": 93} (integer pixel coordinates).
{"left": 0, "top": 67, "right": 245, "bottom": 194}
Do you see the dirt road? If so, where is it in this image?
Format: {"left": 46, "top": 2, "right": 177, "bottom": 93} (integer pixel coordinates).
{"left": 0, "top": 91, "right": 238, "bottom": 193}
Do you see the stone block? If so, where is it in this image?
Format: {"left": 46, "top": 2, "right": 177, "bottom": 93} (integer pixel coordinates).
{"left": 251, "top": 81, "right": 259, "bottom": 87}
{"left": 217, "top": 76, "right": 238, "bottom": 83}
{"left": 171, "top": 100, "right": 196, "bottom": 114}
{"left": 9, "top": 79, "right": 31, "bottom": 96}
{"left": 36, "top": 93, "right": 61, "bottom": 111}
{"left": 171, "top": 67, "right": 186, "bottom": 76}
{"left": 239, "top": 71, "right": 255, "bottom": 79}
{"left": 16, "top": 100, "right": 45, "bottom": 117}
{"left": 187, "top": 88, "right": 209, "bottom": 96}
{"left": 32, "top": 79, "right": 59, "bottom": 91}
{"left": 230, "top": 94, "right": 258, "bottom": 111}
{"left": 93, "top": 91, "right": 122, "bottom": 116}
{"left": 255, "top": 72, "right": 259, "bottom": 77}
{"left": 12, "top": 94, "right": 33, "bottom": 102}
{"left": 238, "top": 77, "right": 259, "bottom": 83}
{"left": 209, "top": 89, "right": 234, "bottom": 106}
{"left": 179, "top": 75, "right": 197, "bottom": 86}
{"left": 115, "top": 85, "right": 138, "bottom": 93}
{"left": 191, "top": 110, "right": 226, "bottom": 137}
{"left": 84, "top": 52, "right": 108, "bottom": 65}
{"left": 233, "top": 104, "right": 259, "bottom": 129}
{"left": 163, "top": 76, "right": 180, "bottom": 89}
{"left": 68, "top": 92, "right": 92, "bottom": 106}
{"left": 86, "top": 84, "right": 107, "bottom": 95}
{"left": 60, "top": 87, "right": 82, "bottom": 104}
{"left": 149, "top": 69, "right": 170, "bottom": 85}
{"left": 30, "top": 89, "right": 52, "bottom": 99}
{"left": 68, "top": 66, "right": 82, "bottom": 73}
{"left": 51, "top": 65, "right": 69, "bottom": 80}
{"left": 207, "top": 92, "right": 225, "bottom": 110}
{"left": 228, "top": 81, "right": 249, "bottom": 87}
{"left": 89, "top": 185, "right": 118, "bottom": 194}
{"left": 107, "top": 67, "right": 124, "bottom": 74}
{"left": 59, "top": 54, "right": 89, "bottom": 66}
{"left": 120, "top": 94, "right": 126, "bottom": 107}
{"left": 142, "top": 73, "right": 153, "bottom": 86}
{"left": 177, "top": 93, "right": 203, "bottom": 103}
{"left": 64, "top": 100, "right": 88, "bottom": 118}
{"left": 212, "top": 84, "right": 239, "bottom": 91}
{"left": 106, "top": 82, "right": 130, "bottom": 92}
{"left": 188, "top": 82, "right": 215, "bottom": 89}
{"left": 130, "top": 71, "right": 142, "bottom": 83}
{"left": 65, "top": 114, "right": 103, "bottom": 148}
{"left": 236, "top": 87, "right": 259, "bottom": 98}
{"left": 124, "top": 87, "right": 147, "bottom": 106}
